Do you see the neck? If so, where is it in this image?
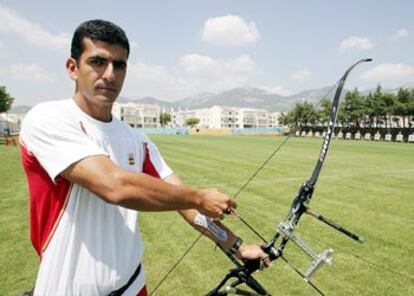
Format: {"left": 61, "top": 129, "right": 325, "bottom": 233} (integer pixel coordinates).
{"left": 73, "top": 93, "right": 113, "bottom": 122}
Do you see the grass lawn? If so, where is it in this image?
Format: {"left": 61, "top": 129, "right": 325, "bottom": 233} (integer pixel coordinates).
{"left": 1, "top": 135, "right": 413, "bottom": 295}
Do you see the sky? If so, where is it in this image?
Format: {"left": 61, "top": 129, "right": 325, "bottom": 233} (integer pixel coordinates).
{"left": 0, "top": 0, "right": 413, "bottom": 106}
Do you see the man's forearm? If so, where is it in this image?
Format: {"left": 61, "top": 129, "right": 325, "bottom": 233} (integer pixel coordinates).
{"left": 165, "top": 174, "right": 239, "bottom": 251}
{"left": 61, "top": 156, "right": 234, "bottom": 218}
{"left": 116, "top": 171, "right": 203, "bottom": 211}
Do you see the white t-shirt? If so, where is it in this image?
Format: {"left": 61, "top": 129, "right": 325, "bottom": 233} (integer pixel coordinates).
{"left": 20, "top": 99, "right": 173, "bottom": 296}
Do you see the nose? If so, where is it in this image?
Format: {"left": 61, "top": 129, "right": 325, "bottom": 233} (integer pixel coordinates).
{"left": 102, "top": 63, "right": 115, "bottom": 81}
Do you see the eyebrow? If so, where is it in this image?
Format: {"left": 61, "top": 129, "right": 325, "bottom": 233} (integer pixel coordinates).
{"left": 87, "top": 55, "right": 127, "bottom": 66}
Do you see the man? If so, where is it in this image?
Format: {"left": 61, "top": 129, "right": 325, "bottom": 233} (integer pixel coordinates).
{"left": 20, "top": 19, "right": 266, "bottom": 295}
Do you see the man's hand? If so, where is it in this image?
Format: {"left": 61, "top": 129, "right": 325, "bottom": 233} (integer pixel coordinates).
{"left": 236, "top": 243, "right": 272, "bottom": 269}
{"left": 196, "top": 188, "right": 237, "bottom": 220}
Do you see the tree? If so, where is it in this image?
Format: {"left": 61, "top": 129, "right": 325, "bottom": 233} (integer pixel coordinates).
{"left": 341, "top": 88, "right": 364, "bottom": 127}
{"left": 159, "top": 112, "right": 172, "bottom": 127}
{"left": 409, "top": 89, "right": 414, "bottom": 127}
{"left": 381, "top": 92, "right": 397, "bottom": 128}
{"left": 278, "top": 112, "right": 290, "bottom": 126}
{"left": 318, "top": 98, "right": 332, "bottom": 126}
{"left": 396, "top": 88, "right": 411, "bottom": 128}
{"left": 282, "top": 85, "right": 414, "bottom": 130}
{"left": 0, "top": 86, "right": 14, "bottom": 113}
{"left": 364, "top": 92, "right": 379, "bottom": 128}
{"left": 337, "top": 101, "right": 349, "bottom": 128}
{"left": 284, "top": 101, "right": 318, "bottom": 129}
{"left": 369, "top": 85, "right": 387, "bottom": 127}
{"left": 185, "top": 117, "right": 200, "bottom": 128}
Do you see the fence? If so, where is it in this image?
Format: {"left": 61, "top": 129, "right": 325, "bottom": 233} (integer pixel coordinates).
{"left": 137, "top": 128, "right": 188, "bottom": 135}
{"left": 294, "top": 129, "right": 414, "bottom": 143}
{"left": 135, "top": 127, "right": 286, "bottom": 136}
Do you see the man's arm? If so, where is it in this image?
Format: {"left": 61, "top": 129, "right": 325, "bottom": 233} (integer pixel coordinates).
{"left": 164, "top": 174, "right": 267, "bottom": 261}
{"left": 61, "top": 155, "right": 236, "bottom": 219}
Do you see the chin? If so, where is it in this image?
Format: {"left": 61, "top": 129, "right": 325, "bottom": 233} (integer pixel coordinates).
{"left": 95, "top": 94, "right": 118, "bottom": 104}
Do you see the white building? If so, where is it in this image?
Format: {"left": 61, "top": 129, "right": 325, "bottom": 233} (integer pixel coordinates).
{"left": 113, "top": 102, "right": 160, "bottom": 128}
{"left": 172, "top": 109, "right": 197, "bottom": 128}
{"left": 268, "top": 111, "right": 281, "bottom": 128}
{"left": 112, "top": 102, "right": 282, "bottom": 129}
{"left": 210, "top": 106, "right": 240, "bottom": 128}
{"left": 0, "top": 113, "right": 23, "bottom": 135}
{"left": 172, "top": 105, "right": 281, "bottom": 129}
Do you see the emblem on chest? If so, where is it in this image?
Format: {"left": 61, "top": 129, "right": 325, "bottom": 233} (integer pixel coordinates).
{"left": 128, "top": 153, "right": 135, "bottom": 165}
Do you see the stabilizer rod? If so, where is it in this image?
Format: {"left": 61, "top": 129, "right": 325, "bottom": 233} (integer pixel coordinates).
{"left": 306, "top": 209, "right": 364, "bottom": 243}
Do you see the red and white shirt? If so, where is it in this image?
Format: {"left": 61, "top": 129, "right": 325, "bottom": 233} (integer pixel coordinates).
{"left": 20, "top": 99, "right": 173, "bottom": 296}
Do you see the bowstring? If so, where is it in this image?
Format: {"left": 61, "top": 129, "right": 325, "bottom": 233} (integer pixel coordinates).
{"left": 150, "top": 82, "right": 340, "bottom": 295}
{"left": 233, "top": 82, "right": 340, "bottom": 237}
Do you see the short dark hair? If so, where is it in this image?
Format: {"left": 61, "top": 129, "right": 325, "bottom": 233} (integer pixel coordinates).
{"left": 71, "top": 19, "right": 130, "bottom": 60}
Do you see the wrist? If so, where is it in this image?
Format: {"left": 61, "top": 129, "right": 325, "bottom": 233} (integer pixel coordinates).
{"left": 191, "top": 188, "right": 205, "bottom": 211}
{"left": 235, "top": 242, "right": 247, "bottom": 259}
{"left": 176, "top": 185, "right": 202, "bottom": 210}
{"left": 227, "top": 237, "right": 243, "bottom": 257}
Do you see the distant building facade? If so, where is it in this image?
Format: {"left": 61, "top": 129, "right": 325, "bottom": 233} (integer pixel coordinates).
{"left": 113, "top": 102, "right": 160, "bottom": 128}
{"left": 0, "top": 113, "right": 24, "bottom": 135}
{"left": 171, "top": 105, "right": 281, "bottom": 129}
{"left": 111, "top": 102, "right": 283, "bottom": 129}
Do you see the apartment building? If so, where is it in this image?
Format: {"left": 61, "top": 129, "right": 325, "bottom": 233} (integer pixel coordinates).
{"left": 113, "top": 102, "right": 160, "bottom": 128}
{"left": 172, "top": 105, "right": 281, "bottom": 128}
{"left": 112, "top": 102, "right": 281, "bottom": 129}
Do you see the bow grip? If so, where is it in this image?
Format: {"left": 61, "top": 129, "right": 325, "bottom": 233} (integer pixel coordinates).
{"left": 243, "top": 243, "right": 280, "bottom": 274}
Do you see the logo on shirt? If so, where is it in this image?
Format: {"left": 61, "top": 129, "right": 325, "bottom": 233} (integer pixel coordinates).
{"left": 128, "top": 153, "right": 135, "bottom": 165}
{"left": 79, "top": 121, "right": 87, "bottom": 135}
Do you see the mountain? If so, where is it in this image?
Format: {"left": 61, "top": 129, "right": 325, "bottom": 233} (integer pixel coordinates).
{"left": 286, "top": 86, "right": 336, "bottom": 104}
{"left": 11, "top": 83, "right": 414, "bottom": 114}
{"left": 118, "top": 96, "right": 177, "bottom": 110}
{"left": 178, "top": 87, "right": 287, "bottom": 110}
{"left": 125, "top": 87, "right": 299, "bottom": 111}
{"left": 129, "top": 86, "right": 340, "bottom": 111}
{"left": 10, "top": 105, "right": 32, "bottom": 114}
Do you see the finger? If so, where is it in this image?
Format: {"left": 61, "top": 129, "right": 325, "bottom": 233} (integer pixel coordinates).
{"left": 199, "top": 209, "right": 221, "bottom": 220}
{"left": 261, "top": 256, "right": 272, "bottom": 268}
{"left": 225, "top": 207, "right": 238, "bottom": 218}
{"left": 211, "top": 211, "right": 225, "bottom": 221}
{"left": 219, "top": 213, "right": 225, "bottom": 220}
{"left": 212, "top": 214, "right": 225, "bottom": 221}
{"left": 224, "top": 207, "right": 233, "bottom": 214}
{"left": 228, "top": 198, "right": 237, "bottom": 209}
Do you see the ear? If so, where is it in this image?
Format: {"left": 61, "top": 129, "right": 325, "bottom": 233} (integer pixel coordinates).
{"left": 66, "top": 57, "right": 78, "bottom": 81}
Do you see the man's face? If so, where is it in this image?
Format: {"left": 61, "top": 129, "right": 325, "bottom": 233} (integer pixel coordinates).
{"left": 69, "top": 38, "right": 128, "bottom": 105}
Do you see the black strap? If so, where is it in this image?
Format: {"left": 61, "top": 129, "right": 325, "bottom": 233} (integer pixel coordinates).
{"left": 107, "top": 263, "right": 142, "bottom": 296}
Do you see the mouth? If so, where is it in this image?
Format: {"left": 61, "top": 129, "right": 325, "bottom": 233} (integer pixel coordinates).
{"left": 96, "top": 86, "right": 117, "bottom": 92}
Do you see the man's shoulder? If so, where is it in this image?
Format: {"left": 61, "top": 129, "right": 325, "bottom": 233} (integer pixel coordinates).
{"left": 26, "top": 99, "right": 73, "bottom": 118}
{"left": 22, "top": 99, "right": 74, "bottom": 132}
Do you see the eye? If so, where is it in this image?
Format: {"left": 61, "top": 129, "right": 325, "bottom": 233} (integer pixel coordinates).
{"left": 114, "top": 61, "right": 127, "bottom": 70}
{"left": 89, "top": 58, "right": 105, "bottom": 66}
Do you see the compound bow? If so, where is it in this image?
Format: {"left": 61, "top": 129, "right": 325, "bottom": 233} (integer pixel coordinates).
{"left": 205, "top": 58, "right": 372, "bottom": 296}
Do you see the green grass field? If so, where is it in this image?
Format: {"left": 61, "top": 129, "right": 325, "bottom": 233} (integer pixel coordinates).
{"left": 1, "top": 135, "right": 413, "bottom": 295}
